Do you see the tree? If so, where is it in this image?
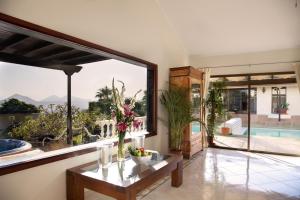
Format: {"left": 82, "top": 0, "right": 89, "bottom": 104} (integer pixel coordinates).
{"left": 89, "top": 86, "right": 113, "bottom": 117}
{"left": 0, "top": 98, "right": 39, "bottom": 114}
{"left": 95, "top": 86, "right": 112, "bottom": 101}
{"left": 205, "top": 81, "right": 225, "bottom": 145}
{"left": 133, "top": 91, "right": 147, "bottom": 116}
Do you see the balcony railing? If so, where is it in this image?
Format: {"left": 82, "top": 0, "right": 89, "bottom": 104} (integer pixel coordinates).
{"left": 95, "top": 116, "right": 147, "bottom": 139}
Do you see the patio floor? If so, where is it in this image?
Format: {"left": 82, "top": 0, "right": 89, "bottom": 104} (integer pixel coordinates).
{"left": 86, "top": 148, "right": 300, "bottom": 200}
{"left": 215, "top": 135, "right": 300, "bottom": 155}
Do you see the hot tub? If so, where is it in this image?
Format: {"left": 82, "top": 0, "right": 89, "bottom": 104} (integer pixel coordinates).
{"left": 0, "top": 139, "right": 32, "bottom": 156}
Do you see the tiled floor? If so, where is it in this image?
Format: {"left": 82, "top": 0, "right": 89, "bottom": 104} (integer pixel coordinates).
{"left": 86, "top": 148, "right": 300, "bottom": 200}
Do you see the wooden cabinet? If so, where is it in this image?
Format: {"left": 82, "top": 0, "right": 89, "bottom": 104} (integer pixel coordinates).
{"left": 169, "top": 66, "right": 204, "bottom": 158}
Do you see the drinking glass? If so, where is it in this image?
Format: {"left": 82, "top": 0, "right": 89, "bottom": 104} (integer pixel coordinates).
{"left": 97, "top": 142, "right": 113, "bottom": 168}
{"left": 132, "top": 134, "right": 145, "bottom": 149}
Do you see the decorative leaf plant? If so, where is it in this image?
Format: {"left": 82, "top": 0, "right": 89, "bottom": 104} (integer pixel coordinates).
{"left": 160, "top": 85, "right": 196, "bottom": 151}
{"left": 205, "top": 80, "right": 225, "bottom": 145}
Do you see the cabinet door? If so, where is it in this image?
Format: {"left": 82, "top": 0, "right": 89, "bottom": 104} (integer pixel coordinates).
{"left": 191, "top": 80, "right": 202, "bottom": 136}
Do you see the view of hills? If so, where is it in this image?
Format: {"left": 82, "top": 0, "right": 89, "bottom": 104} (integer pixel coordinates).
{"left": 0, "top": 94, "right": 91, "bottom": 110}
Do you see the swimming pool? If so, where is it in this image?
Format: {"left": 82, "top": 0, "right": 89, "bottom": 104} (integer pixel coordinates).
{"left": 245, "top": 128, "right": 300, "bottom": 139}
{"left": 192, "top": 122, "right": 201, "bottom": 133}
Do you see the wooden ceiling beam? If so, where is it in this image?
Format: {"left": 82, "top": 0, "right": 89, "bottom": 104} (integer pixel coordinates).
{"left": 25, "top": 44, "right": 73, "bottom": 58}
{"left": 0, "top": 52, "right": 39, "bottom": 66}
{"left": 62, "top": 54, "right": 106, "bottom": 65}
{"left": 13, "top": 39, "right": 52, "bottom": 55}
{"left": 40, "top": 49, "right": 90, "bottom": 62}
{"left": 0, "top": 34, "right": 28, "bottom": 50}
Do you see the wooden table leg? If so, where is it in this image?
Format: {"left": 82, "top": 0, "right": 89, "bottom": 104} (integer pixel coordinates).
{"left": 117, "top": 191, "right": 136, "bottom": 200}
{"left": 171, "top": 160, "right": 183, "bottom": 187}
{"left": 67, "top": 171, "right": 84, "bottom": 200}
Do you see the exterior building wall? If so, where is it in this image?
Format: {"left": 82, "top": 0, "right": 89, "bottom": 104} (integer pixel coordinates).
{"left": 230, "top": 84, "right": 300, "bottom": 129}
{"left": 256, "top": 85, "right": 272, "bottom": 115}
{"left": 287, "top": 85, "right": 300, "bottom": 116}
{"left": 255, "top": 84, "right": 300, "bottom": 116}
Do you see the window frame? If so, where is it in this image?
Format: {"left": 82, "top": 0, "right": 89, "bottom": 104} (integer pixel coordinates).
{"left": 0, "top": 13, "right": 157, "bottom": 176}
{"left": 271, "top": 87, "right": 287, "bottom": 114}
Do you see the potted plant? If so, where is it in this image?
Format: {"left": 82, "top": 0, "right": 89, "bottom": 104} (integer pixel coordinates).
{"left": 221, "top": 111, "right": 230, "bottom": 135}
{"left": 205, "top": 80, "right": 225, "bottom": 146}
{"left": 160, "top": 85, "right": 195, "bottom": 153}
{"left": 280, "top": 102, "right": 289, "bottom": 114}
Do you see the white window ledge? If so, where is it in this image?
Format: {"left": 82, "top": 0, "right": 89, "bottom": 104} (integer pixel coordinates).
{"left": 268, "top": 114, "right": 291, "bottom": 119}
{"left": 0, "top": 131, "right": 148, "bottom": 167}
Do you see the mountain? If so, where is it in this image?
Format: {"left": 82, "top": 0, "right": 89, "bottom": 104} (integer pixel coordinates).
{"left": 41, "top": 95, "right": 61, "bottom": 102}
{"left": 0, "top": 94, "right": 40, "bottom": 106}
{"left": 0, "top": 94, "right": 91, "bottom": 110}
{"left": 41, "top": 95, "right": 91, "bottom": 109}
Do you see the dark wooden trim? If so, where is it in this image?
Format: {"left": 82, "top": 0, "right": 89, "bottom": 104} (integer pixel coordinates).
{"left": 211, "top": 71, "right": 295, "bottom": 78}
{"left": 0, "top": 13, "right": 158, "bottom": 175}
{"left": 224, "top": 78, "right": 296, "bottom": 86}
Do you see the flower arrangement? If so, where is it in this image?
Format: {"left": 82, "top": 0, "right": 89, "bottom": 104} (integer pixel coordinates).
{"left": 111, "top": 78, "right": 142, "bottom": 161}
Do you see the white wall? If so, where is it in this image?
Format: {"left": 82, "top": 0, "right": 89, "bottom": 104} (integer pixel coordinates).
{"left": 0, "top": 1, "right": 188, "bottom": 200}
{"left": 247, "top": 85, "right": 300, "bottom": 116}
{"left": 256, "top": 86, "right": 272, "bottom": 115}
{"left": 287, "top": 85, "right": 300, "bottom": 116}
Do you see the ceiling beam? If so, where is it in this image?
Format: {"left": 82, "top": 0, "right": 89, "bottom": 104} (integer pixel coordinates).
{"left": 62, "top": 54, "right": 106, "bottom": 65}
{"left": 0, "top": 34, "right": 28, "bottom": 50}
{"left": 13, "top": 40, "right": 52, "bottom": 55}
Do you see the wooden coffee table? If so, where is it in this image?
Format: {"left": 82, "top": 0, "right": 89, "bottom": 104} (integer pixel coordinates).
{"left": 66, "top": 153, "right": 183, "bottom": 200}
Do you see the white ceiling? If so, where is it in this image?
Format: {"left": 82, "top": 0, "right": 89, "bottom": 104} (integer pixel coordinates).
{"left": 158, "top": 0, "right": 300, "bottom": 56}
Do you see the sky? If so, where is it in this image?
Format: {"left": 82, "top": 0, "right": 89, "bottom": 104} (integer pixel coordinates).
{"left": 0, "top": 59, "right": 147, "bottom": 101}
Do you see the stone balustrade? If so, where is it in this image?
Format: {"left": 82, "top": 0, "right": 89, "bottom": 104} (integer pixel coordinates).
{"left": 95, "top": 116, "right": 147, "bottom": 139}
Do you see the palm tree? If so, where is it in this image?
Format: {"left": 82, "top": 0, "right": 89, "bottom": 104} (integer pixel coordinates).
{"left": 93, "top": 86, "right": 113, "bottom": 117}
{"left": 95, "top": 86, "right": 112, "bottom": 101}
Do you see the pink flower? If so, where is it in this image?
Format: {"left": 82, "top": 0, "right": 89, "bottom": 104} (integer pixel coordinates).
{"left": 117, "top": 122, "right": 127, "bottom": 133}
{"left": 133, "top": 120, "right": 142, "bottom": 129}
{"left": 123, "top": 104, "right": 133, "bottom": 117}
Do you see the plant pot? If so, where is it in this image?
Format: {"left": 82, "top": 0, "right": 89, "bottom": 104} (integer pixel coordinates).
{"left": 221, "top": 127, "right": 230, "bottom": 135}
{"left": 280, "top": 108, "right": 288, "bottom": 114}
{"left": 169, "top": 149, "right": 183, "bottom": 155}
{"left": 207, "top": 135, "right": 215, "bottom": 147}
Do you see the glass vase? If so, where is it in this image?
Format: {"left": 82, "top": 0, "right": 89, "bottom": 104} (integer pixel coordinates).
{"left": 117, "top": 135, "right": 126, "bottom": 161}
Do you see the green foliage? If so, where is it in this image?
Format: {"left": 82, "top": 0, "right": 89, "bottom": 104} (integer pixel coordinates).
{"left": 90, "top": 86, "right": 113, "bottom": 117}
{"left": 160, "top": 85, "right": 195, "bottom": 150}
{"left": 90, "top": 86, "right": 147, "bottom": 118}
{"left": 9, "top": 116, "right": 40, "bottom": 140}
{"left": 281, "top": 102, "right": 290, "bottom": 109}
{"left": 9, "top": 104, "right": 97, "bottom": 143}
{"left": 132, "top": 91, "right": 147, "bottom": 116}
{"left": 205, "top": 81, "right": 225, "bottom": 137}
{"left": 0, "top": 98, "right": 39, "bottom": 114}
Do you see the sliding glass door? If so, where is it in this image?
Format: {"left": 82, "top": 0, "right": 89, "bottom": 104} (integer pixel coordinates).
{"left": 211, "top": 71, "right": 300, "bottom": 155}
{"left": 211, "top": 76, "right": 249, "bottom": 150}
{"left": 249, "top": 74, "right": 300, "bottom": 155}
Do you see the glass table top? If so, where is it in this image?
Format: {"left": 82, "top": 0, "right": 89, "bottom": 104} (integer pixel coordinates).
{"left": 79, "top": 154, "right": 172, "bottom": 187}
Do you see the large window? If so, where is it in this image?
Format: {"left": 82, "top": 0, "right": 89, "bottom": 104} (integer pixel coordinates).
{"left": 271, "top": 87, "right": 287, "bottom": 114}
{"left": 223, "top": 88, "right": 257, "bottom": 114}
{"left": 0, "top": 60, "right": 148, "bottom": 152}
{"left": 0, "top": 15, "right": 157, "bottom": 173}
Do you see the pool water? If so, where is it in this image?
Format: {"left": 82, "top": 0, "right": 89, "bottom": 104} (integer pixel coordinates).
{"left": 246, "top": 128, "right": 300, "bottom": 139}
{"left": 192, "top": 122, "right": 201, "bottom": 133}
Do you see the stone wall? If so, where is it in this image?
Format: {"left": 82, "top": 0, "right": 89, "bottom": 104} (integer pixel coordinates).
{"left": 231, "top": 113, "right": 300, "bottom": 129}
